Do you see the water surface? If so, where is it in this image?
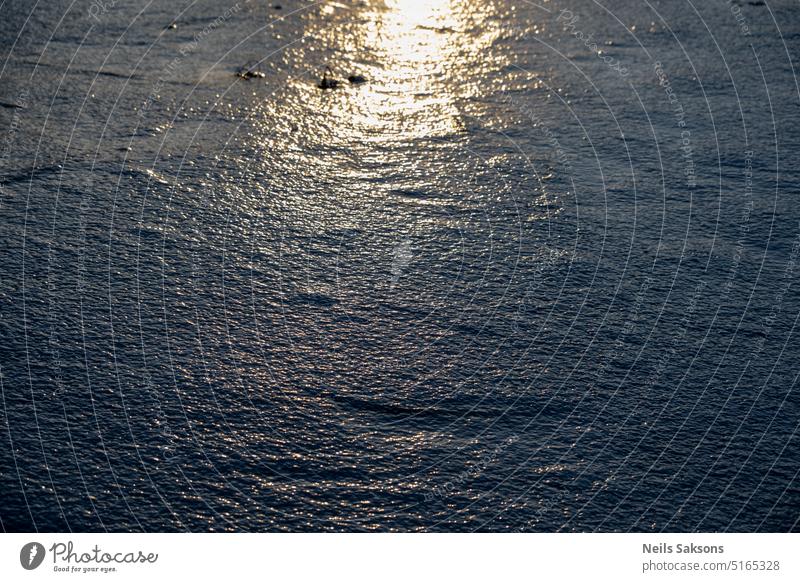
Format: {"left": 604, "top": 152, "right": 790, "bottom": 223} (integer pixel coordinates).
{"left": 1, "top": 0, "right": 799, "bottom": 531}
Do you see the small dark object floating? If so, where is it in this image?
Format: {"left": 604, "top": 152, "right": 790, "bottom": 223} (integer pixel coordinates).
{"left": 748, "top": 1, "right": 765, "bottom": 5}
{"left": 236, "top": 70, "right": 266, "bottom": 80}
{"left": 318, "top": 66, "right": 340, "bottom": 90}
{"left": 273, "top": 4, "right": 282, "bottom": 8}
{"left": 416, "top": 25, "right": 455, "bottom": 34}
{"left": 347, "top": 74, "right": 367, "bottom": 85}
{"left": 167, "top": 23, "right": 178, "bottom": 29}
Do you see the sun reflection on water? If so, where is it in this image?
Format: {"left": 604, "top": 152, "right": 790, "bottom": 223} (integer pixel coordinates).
{"left": 341, "top": 0, "right": 464, "bottom": 140}
{"left": 374, "top": 0, "right": 459, "bottom": 68}
{"left": 248, "top": 0, "right": 512, "bottom": 164}
{"left": 249, "top": 0, "right": 511, "bottom": 216}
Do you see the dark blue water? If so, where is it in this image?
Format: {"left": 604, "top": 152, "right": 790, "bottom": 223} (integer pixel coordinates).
{"left": 1, "top": 0, "right": 798, "bottom": 532}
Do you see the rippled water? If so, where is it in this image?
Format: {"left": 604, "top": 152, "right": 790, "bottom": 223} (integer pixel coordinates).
{"left": 1, "top": 0, "right": 799, "bottom": 531}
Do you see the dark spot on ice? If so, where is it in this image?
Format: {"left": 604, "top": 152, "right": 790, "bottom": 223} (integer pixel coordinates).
{"left": 236, "top": 69, "right": 266, "bottom": 80}
{"left": 318, "top": 66, "right": 340, "bottom": 90}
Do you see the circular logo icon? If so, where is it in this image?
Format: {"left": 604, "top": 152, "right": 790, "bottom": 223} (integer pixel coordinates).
{"left": 20, "top": 542, "right": 45, "bottom": 570}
